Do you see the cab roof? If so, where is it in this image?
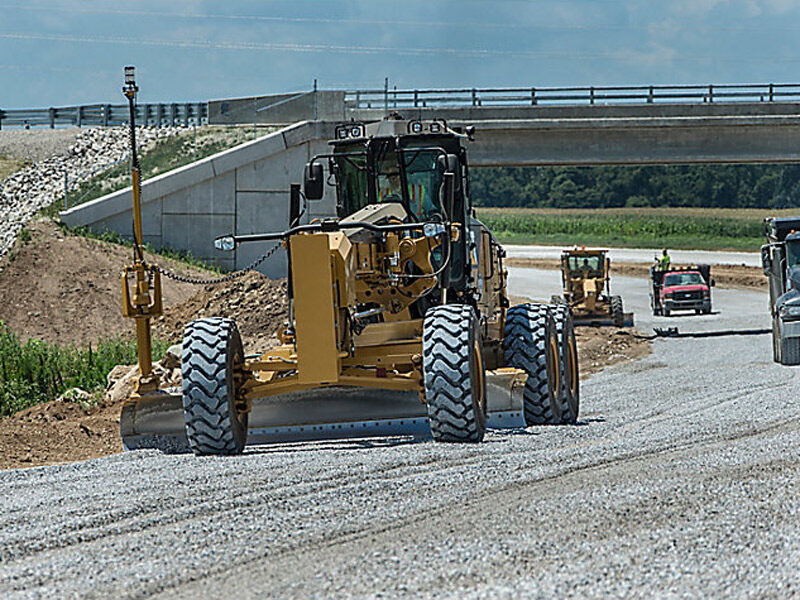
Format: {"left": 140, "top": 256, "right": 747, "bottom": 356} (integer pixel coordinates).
{"left": 330, "top": 118, "right": 465, "bottom": 146}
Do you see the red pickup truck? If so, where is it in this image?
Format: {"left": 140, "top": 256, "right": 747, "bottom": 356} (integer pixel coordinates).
{"left": 650, "top": 265, "right": 714, "bottom": 316}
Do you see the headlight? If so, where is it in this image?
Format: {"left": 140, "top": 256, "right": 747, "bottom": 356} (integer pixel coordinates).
{"left": 423, "top": 223, "right": 445, "bottom": 238}
{"left": 780, "top": 304, "right": 800, "bottom": 319}
{"left": 214, "top": 236, "right": 235, "bottom": 251}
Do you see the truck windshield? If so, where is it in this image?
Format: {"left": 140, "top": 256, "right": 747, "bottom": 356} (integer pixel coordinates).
{"left": 664, "top": 272, "right": 703, "bottom": 286}
{"left": 786, "top": 240, "right": 800, "bottom": 267}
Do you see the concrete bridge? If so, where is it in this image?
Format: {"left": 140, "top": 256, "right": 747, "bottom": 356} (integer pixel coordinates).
{"left": 60, "top": 85, "right": 800, "bottom": 276}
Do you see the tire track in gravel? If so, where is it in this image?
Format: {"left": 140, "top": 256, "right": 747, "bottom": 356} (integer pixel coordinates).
{"left": 146, "top": 416, "right": 800, "bottom": 600}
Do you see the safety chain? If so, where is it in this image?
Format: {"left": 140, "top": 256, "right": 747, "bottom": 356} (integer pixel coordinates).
{"left": 155, "top": 241, "right": 283, "bottom": 285}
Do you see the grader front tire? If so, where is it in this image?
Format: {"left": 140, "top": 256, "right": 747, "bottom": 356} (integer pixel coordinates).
{"left": 181, "top": 318, "right": 248, "bottom": 455}
{"left": 423, "top": 305, "right": 487, "bottom": 443}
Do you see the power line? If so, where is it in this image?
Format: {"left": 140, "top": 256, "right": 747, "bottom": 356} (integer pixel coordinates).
{"left": 4, "top": 2, "right": 800, "bottom": 33}
{"left": 2, "top": 31, "right": 800, "bottom": 63}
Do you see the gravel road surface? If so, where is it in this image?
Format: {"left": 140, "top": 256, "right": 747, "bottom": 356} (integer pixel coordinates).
{"left": 1, "top": 273, "right": 797, "bottom": 599}
{"left": 505, "top": 244, "right": 761, "bottom": 267}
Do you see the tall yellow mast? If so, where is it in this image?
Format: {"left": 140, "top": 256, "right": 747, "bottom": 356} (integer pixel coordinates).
{"left": 120, "top": 65, "right": 163, "bottom": 397}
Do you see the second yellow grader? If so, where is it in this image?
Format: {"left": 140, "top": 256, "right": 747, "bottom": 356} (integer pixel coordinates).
{"left": 553, "top": 248, "right": 633, "bottom": 327}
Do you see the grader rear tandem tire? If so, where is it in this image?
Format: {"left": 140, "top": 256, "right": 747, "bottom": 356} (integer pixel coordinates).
{"left": 503, "top": 303, "right": 562, "bottom": 425}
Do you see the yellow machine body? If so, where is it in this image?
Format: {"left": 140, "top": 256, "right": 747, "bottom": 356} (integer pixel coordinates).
{"left": 121, "top": 205, "right": 525, "bottom": 449}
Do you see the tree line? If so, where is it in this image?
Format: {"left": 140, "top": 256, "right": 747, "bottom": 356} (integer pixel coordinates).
{"left": 469, "top": 164, "right": 800, "bottom": 209}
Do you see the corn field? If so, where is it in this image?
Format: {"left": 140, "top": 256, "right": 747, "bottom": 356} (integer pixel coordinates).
{"left": 477, "top": 210, "right": 764, "bottom": 250}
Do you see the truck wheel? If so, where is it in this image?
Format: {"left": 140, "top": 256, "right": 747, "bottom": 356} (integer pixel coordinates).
{"left": 182, "top": 318, "right": 248, "bottom": 456}
{"left": 504, "top": 304, "right": 562, "bottom": 425}
{"left": 663, "top": 308, "right": 671, "bottom": 317}
{"left": 611, "top": 296, "right": 624, "bottom": 327}
{"left": 550, "top": 303, "right": 579, "bottom": 424}
{"left": 780, "top": 333, "right": 800, "bottom": 366}
{"left": 423, "top": 305, "right": 487, "bottom": 442}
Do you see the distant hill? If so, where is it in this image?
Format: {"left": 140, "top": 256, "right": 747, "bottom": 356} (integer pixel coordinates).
{"left": 470, "top": 164, "right": 800, "bottom": 209}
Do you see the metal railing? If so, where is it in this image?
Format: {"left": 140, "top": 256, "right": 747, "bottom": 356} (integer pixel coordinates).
{"left": 5, "top": 83, "right": 800, "bottom": 130}
{"left": 345, "top": 83, "right": 800, "bottom": 110}
{"left": 0, "top": 102, "right": 207, "bottom": 129}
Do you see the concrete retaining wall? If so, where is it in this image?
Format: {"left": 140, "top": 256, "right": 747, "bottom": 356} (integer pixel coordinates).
{"left": 60, "top": 121, "right": 337, "bottom": 277}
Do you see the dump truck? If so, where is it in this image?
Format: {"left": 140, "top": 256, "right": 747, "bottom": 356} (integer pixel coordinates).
{"left": 552, "top": 248, "right": 632, "bottom": 327}
{"left": 649, "top": 265, "right": 713, "bottom": 317}
{"left": 117, "top": 68, "right": 581, "bottom": 453}
{"left": 762, "top": 216, "right": 800, "bottom": 365}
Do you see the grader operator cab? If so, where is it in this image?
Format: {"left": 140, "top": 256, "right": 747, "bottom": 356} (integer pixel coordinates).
{"left": 554, "top": 248, "right": 632, "bottom": 327}
{"left": 117, "top": 70, "right": 581, "bottom": 453}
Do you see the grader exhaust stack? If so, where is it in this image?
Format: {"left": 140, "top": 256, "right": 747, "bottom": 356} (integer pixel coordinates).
{"left": 120, "top": 108, "right": 581, "bottom": 453}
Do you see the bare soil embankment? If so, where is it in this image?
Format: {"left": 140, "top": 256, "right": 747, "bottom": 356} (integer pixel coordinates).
{"left": 0, "top": 219, "right": 288, "bottom": 470}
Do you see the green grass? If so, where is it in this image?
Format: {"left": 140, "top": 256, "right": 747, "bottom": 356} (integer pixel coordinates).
{"left": 477, "top": 208, "right": 767, "bottom": 251}
{"left": 0, "top": 323, "right": 170, "bottom": 417}
{"left": 0, "top": 154, "right": 29, "bottom": 182}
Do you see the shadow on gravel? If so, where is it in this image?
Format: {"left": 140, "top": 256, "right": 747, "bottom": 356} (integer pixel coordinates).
{"left": 244, "top": 435, "right": 431, "bottom": 455}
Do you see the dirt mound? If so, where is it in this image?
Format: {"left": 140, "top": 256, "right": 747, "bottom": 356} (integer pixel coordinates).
{"left": 0, "top": 349, "right": 182, "bottom": 470}
{"left": 0, "top": 219, "right": 214, "bottom": 346}
{"left": 506, "top": 257, "right": 766, "bottom": 290}
{"left": 153, "top": 272, "right": 289, "bottom": 353}
{"left": 576, "top": 326, "right": 651, "bottom": 378}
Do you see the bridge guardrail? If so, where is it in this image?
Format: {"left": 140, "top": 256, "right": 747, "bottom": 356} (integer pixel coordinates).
{"left": 0, "top": 102, "right": 207, "bottom": 129}
{"left": 345, "top": 83, "right": 800, "bottom": 109}
{"left": 5, "top": 83, "right": 800, "bottom": 129}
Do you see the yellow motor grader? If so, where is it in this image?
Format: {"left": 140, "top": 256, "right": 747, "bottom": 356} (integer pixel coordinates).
{"left": 552, "top": 248, "right": 632, "bottom": 327}
{"left": 117, "top": 68, "right": 580, "bottom": 454}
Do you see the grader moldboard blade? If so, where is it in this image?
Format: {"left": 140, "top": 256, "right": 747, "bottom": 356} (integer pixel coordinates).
{"left": 120, "top": 370, "right": 527, "bottom": 452}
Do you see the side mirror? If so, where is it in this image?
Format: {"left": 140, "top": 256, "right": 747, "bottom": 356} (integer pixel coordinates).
{"left": 436, "top": 153, "right": 461, "bottom": 192}
{"left": 761, "top": 244, "right": 772, "bottom": 276}
{"left": 710, "top": 278, "right": 716, "bottom": 287}
{"left": 303, "top": 162, "right": 324, "bottom": 200}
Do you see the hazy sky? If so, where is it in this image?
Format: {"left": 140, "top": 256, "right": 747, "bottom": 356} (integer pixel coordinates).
{"left": 2, "top": 0, "right": 800, "bottom": 107}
